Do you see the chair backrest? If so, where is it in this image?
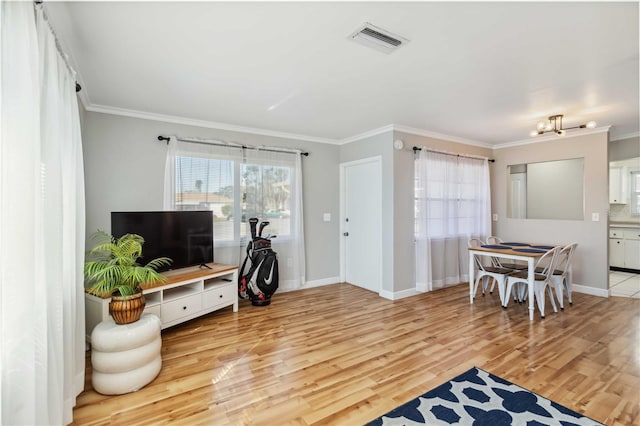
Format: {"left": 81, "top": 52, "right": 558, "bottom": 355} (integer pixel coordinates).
{"left": 486, "top": 236, "right": 503, "bottom": 245}
{"left": 534, "top": 246, "right": 561, "bottom": 278}
{"left": 485, "top": 236, "right": 510, "bottom": 267}
{"left": 554, "top": 242, "right": 578, "bottom": 275}
{"left": 468, "top": 238, "right": 486, "bottom": 269}
{"left": 468, "top": 238, "right": 483, "bottom": 248}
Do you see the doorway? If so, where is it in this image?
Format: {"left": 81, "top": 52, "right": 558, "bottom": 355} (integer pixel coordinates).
{"left": 340, "top": 157, "right": 382, "bottom": 293}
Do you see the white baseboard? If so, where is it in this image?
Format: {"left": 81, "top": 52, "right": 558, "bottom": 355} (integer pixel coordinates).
{"left": 281, "top": 278, "right": 423, "bottom": 301}
{"left": 286, "top": 279, "right": 609, "bottom": 300}
{"left": 379, "top": 288, "right": 423, "bottom": 301}
{"left": 271, "top": 277, "right": 341, "bottom": 294}
{"left": 302, "top": 276, "right": 341, "bottom": 289}
{"left": 572, "top": 283, "right": 609, "bottom": 298}
{"left": 296, "top": 277, "right": 342, "bottom": 290}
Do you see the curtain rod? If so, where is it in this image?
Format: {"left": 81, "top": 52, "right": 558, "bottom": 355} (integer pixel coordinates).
{"left": 34, "top": 0, "right": 82, "bottom": 93}
{"left": 412, "top": 146, "right": 495, "bottom": 163}
{"left": 157, "top": 136, "right": 309, "bottom": 156}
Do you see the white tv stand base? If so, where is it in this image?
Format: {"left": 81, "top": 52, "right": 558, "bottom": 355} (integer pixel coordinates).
{"left": 85, "top": 263, "right": 238, "bottom": 341}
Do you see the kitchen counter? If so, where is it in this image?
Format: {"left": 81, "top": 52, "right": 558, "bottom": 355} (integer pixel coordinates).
{"left": 610, "top": 222, "right": 640, "bottom": 228}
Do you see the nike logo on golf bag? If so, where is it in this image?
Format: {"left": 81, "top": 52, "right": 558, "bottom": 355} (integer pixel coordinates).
{"left": 264, "top": 261, "right": 275, "bottom": 285}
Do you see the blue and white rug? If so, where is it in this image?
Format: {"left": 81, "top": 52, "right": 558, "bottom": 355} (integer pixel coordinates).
{"left": 367, "top": 367, "right": 603, "bottom": 426}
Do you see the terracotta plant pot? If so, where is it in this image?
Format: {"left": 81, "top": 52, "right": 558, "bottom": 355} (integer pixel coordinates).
{"left": 109, "top": 290, "right": 146, "bottom": 325}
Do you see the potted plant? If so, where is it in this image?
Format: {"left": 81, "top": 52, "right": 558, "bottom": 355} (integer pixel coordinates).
{"left": 85, "top": 230, "right": 172, "bottom": 324}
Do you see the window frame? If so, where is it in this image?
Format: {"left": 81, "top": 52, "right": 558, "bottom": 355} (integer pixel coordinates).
{"left": 630, "top": 169, "right": 640, "bottom": 216}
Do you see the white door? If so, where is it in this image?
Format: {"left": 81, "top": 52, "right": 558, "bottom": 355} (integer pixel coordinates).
{"left": 341, "top": 157, "right": 382, "bottom": 293}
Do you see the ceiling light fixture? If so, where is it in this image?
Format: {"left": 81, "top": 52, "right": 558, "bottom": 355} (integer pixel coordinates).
{"left": 529, "top": 114, "right": 597, "bottom": 137}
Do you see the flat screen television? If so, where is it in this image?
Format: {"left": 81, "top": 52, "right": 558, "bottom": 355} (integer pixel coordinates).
{"left": 111, "top": 211, "right": 214, "bottom": 272}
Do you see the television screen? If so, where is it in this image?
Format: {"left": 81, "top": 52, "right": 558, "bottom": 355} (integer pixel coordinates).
{"left": 111, "top": 211, "right": 214, "bottom": 271}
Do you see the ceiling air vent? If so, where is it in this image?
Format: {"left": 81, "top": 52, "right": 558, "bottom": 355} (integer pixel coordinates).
{"left": 349, "top": 22, "right": 409, "bottom": 54}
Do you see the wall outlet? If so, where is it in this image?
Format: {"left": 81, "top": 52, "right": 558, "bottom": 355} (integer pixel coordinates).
{"left": 592, "top": 212, "right": 599, "bottom": 222}
{"left": 492, "top": 213, "right": 498, "bottom": 221}
{"left": 323, "top": 213, "right": 331, "bottom": 222}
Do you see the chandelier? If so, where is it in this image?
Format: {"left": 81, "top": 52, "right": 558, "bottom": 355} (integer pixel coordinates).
{"left": 530, "top": 114, "right": 596, "bottom": 137}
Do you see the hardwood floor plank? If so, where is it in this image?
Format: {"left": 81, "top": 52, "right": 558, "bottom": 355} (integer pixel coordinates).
{"left": 72, "top": 283, "right": 640, "bottom": 425}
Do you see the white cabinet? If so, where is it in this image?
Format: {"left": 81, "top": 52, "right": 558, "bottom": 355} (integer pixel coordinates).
{"left": 609, "top": 166, "right": 628, "bottom": 204}
{"left": 85, "top": 264, "right": 238, "bottom": 341}
{"left": 609, "top": 238, "right": 625, "bottom": 268}
{"left": 623, "top": 229, "right": 640, "bottom": 270}
{"left": 609, "top": 228, "right": 640, "bottom": 271}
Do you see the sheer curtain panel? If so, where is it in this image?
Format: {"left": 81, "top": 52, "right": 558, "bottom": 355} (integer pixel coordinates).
{"left": 415, "top": 150, "right": 491, "bottom": 291}
{"left": 1, "top": 3, "right": 85, "bottom": 425}
{"left": 244, "top": 148, "right": 306, "bottom": 291}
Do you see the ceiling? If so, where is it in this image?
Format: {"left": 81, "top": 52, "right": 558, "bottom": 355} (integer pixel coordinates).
{"left": 45, "top": 2, "right": 639, "bottom": 146}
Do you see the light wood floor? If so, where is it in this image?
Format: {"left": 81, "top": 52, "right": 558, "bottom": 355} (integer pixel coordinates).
{"left": 72, "top": 283, "right": 640, "bottom": 425}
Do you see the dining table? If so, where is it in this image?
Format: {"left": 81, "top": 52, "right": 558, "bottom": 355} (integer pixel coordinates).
{"left": 468, "top": 242, "right": 559, "bottom": 321}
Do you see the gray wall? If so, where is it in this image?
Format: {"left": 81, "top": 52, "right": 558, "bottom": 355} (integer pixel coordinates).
{"left": 491, "top": 131, "right": 609, "bottom": 292}
{"left": 81, "top": 110, "right": 616, "bottom": 295}
{"left": 609, "top": 136, "right": 640, "bottom": 161}
{"left": 81, "top": 111, "right": 340, "bottom": 283}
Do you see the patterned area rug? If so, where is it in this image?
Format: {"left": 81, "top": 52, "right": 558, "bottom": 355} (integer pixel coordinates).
{"left": 366, "top": 367, "right": 603, "bottom": 426}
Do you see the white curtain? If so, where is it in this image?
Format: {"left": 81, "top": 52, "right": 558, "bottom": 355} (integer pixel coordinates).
{"left": 162, "top": 136, "right": 179, "bottom": 210}
{"left": 164, "top": 140, "right": 306, "bottom": 291}
{"left": 0, "top": 3, "right": 85, "bottom": 425}
{"left": 244, "top": 148, "right": 306, "bottom": 291}
{"left": 415, "top": 150, "right": 490, "bottom": 291}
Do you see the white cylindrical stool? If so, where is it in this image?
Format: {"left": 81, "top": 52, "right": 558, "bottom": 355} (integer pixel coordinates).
{"left": 91, "top": 313, "right": 162, "bottom": 395}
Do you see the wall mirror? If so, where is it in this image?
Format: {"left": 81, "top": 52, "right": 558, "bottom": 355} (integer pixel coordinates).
{"left": 507, "top": 158, "right": 584, "bottom": 220}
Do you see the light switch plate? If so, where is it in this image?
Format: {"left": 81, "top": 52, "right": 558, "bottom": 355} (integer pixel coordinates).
{"left": 323, "top": 213, "right": 331, "bottom": 222}
{"left": 492, "top": 213, "right": 498, "bottom": 221}
{"left": 592, "top": 212, "right": 599, "bottom": 221}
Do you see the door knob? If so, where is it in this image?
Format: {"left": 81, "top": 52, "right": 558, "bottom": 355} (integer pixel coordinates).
{"left": 343, "top": 232, "right": 349, "bottom": 236}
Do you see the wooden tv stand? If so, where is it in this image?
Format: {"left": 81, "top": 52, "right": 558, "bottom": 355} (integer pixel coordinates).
{"left": 85, "top": 263, "right": 238, "bottom": 341}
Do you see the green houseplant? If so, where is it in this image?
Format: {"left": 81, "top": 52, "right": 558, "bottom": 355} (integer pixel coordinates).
{"left": 85, "top": 231, "right": 172, "bottom": 324}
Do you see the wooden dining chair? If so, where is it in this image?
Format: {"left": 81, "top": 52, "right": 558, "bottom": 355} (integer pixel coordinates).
{"left": 468, "top": 238, "right": 513, "bottom": 305}
{"left": 504, "top": 246, "right": 561, "bottom": 318}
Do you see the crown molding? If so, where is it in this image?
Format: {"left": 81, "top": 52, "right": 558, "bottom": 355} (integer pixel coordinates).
{"left": 610, "top": 131, "right": 640, "bottom": 142}
{"left": 492, "top": 126, "right": 611, "bottom": 149}
{"left": 84, "top": 104, "right": 340, "bottom": 145}
{"left": 338, "top": 124, "right": 395, "bottom": 145}
{"left": 392, "top": 125, "right": 492, "bottom": 148}
{"left": 81, "top": 101, "right": 622, "bottom": 150}
{"left": 338, "top": 124, "right": 492, "bottom": 148}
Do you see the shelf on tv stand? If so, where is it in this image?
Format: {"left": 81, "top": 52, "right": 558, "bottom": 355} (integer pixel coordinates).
{"left": 84, "top": 263, "right": 239, "bottom": 341}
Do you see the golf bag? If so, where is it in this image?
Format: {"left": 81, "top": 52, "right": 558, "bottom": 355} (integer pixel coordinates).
{"left": 238, "top": 218, "right": 279, "bottom": 306}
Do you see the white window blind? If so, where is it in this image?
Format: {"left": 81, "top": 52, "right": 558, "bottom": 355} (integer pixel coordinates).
{"left": 176, "top": 156, "right": 236, "bottom": 241}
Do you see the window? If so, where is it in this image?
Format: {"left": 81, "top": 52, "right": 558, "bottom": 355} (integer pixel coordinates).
{"left": 174, "top": 155, "right": 294, "bottom": 243}
{"left": 164, "top": 137, "right": 305, "bottom": 291}
{"left": 175, "top": 156, "right": 236, "bottom": 242}
{"left": 414, "top": 154, "right": 490, "bottom": 239}
{"left": 240, "top": 163, "right": 292, "bottom": 238}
